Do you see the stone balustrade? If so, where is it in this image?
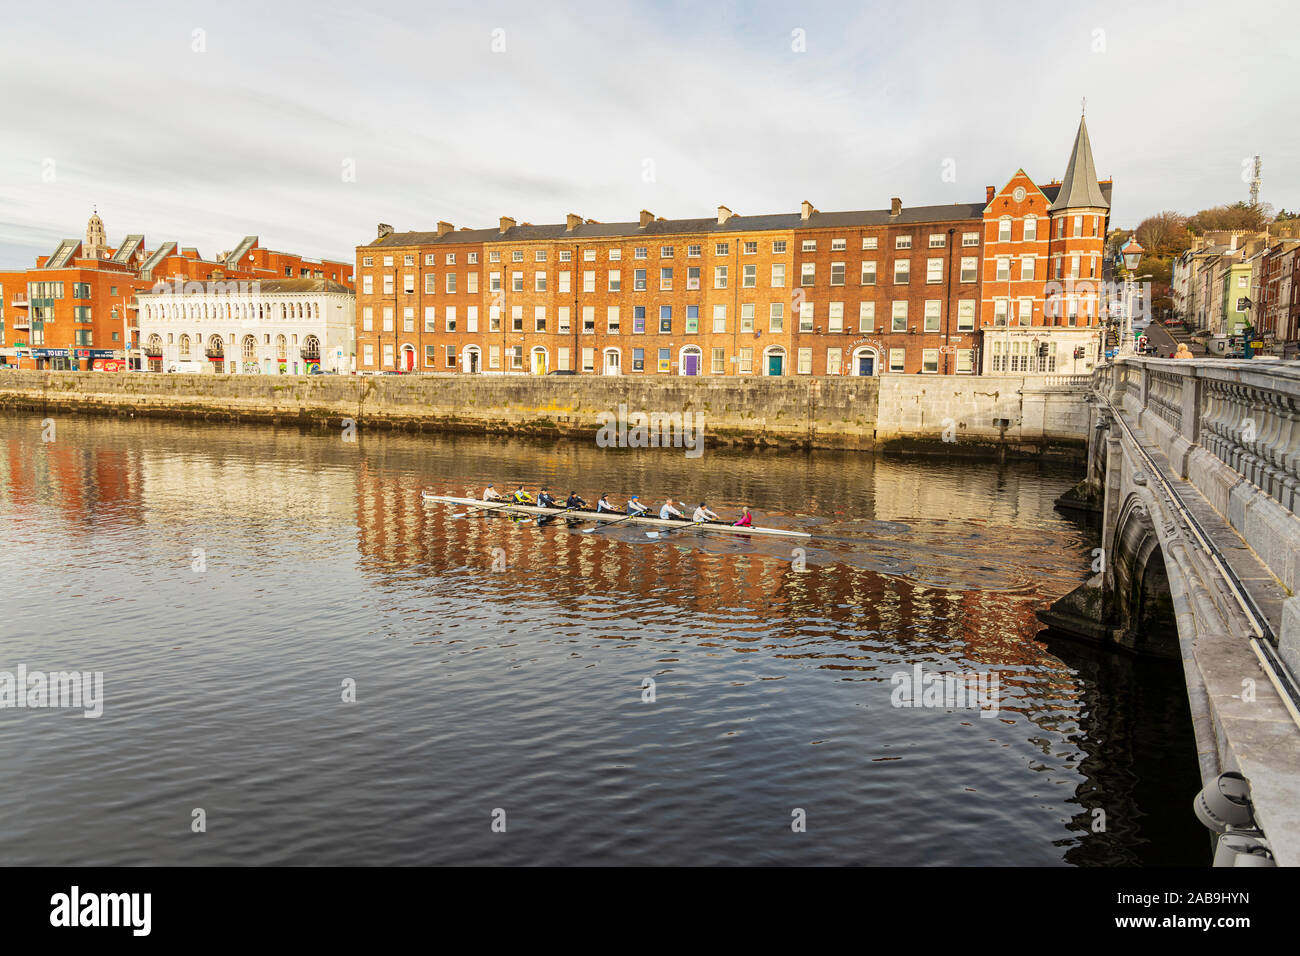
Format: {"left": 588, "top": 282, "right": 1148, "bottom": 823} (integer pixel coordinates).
{"left": 1102, "top": 357, "right": 1300, "bottom": 513}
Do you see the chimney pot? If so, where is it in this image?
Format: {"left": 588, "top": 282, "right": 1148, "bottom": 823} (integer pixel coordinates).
{"left": 890, "top": 197, "right": 902, "bottom": 217}
{"left": 566, "top": 213, "right": 582, "bottom": 231}
{"left": 639, "top": 209, "right": 654, "bottom": 228}
{"left": 499, "top": 216, "right": 516, "bottom": 234}
{"left": 377, "top": 223, "right": 394, "bottom": 239}
{"left": 436, "top": 220, "right": 454, "bottom": 238}
{"left": 717, "top": 205, "right": 733, "bottom": 225}
{"left": 800, "top": 200, "right": 815, "bottom": 221}
{"left": 986, "top": 186, "right": 996, "bottom": 203}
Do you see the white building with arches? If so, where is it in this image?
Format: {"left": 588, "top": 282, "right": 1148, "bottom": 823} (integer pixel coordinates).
{"left": 136, "top": 278, "right": 355, "bottom": 374}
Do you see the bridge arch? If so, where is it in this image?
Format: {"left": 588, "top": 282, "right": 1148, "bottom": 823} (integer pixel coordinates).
{"left": 1110, "top": 494, "right": 1178, "bottom": 658}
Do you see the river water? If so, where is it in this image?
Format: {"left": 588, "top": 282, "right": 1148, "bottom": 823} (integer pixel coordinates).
{"left": 0, "top": 411, "right": 1204, "bottom": 866}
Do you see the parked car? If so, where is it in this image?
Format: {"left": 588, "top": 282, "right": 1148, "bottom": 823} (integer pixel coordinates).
{"left": 546, "top": 369, "right": 576, "bottom": 376}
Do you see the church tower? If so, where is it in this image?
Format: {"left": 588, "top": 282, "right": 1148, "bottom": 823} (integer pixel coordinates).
{"left": 84, "top": 207, "right": 108, "bottom": 259}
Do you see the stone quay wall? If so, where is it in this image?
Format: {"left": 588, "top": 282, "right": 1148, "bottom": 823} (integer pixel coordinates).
{"left": 0, "top": 370, "right": 1090, "bottom": 457}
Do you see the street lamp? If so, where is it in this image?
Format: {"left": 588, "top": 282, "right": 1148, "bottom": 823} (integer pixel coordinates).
{"left": 1117, "top": 236, "right": 1144, "bottom": 355}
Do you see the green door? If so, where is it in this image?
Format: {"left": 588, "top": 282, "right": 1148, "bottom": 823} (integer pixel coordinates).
{"left": 767, "top": 352, "right": 783, "bottom": 376}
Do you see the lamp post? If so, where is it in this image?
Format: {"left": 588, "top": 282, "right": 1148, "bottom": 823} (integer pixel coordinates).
{"left": 1117, "top": 236, "right": 1144, "bottom": 355}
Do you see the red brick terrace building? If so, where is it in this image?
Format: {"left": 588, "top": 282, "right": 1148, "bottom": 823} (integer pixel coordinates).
{"left": 352, "top": 116, "right": 1113, "bottom": 378}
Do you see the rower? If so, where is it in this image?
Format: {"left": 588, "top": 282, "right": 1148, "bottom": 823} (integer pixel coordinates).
{"left": 733, "top": 506, "right": 753, "bottom": 528}
{"left": 482, "top": 484, "right": 504, "bottom": 502}
{"left": 513, "top": 485, "right": 533, "bottom": 504}
{"left": 626, "top": 495, "right": 648, "bottom": 516}
{"left": 596, "top": 493, "right": 617, "bottom": 514}
{"left": 565, "top": 491, "right": 587, "bottom": 510}
{"left": 536, "top": 487, "right": 557, "bottom": 509}
{"left": 693, "top": 502, "right": 719, "bottom": 523}
{"left": 659, "top": 498, "right": 687, "bottom": 521}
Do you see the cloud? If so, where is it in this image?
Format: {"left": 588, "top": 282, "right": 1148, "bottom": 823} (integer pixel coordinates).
{"left": 0, "top": 0, "right": 1296, "bottom": 268}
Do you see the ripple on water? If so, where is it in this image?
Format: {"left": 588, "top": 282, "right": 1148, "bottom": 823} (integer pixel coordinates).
{"left": 0, "top": 413, "right": 1204, "bottom": 866}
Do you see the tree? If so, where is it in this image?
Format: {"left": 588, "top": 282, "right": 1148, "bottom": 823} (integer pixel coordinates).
{"left": 1276, "top": 208, "right": 1300, "bottom": 221}
{"left": 1134, "top": 211, "right": 1191, "bottom": 258}
{"left": 1188, "top": 201, "right": 1270, "bottom": 233}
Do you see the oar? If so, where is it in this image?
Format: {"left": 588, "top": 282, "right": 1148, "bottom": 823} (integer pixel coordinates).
{"left": 449, "top": 500, "right": 513, "bottom": 519}
{"left": 646, "top": 521, "right": 702, "bottom": 540}
{"left": 583, "top": 510, "right": 643, "bottom": 533}
{"left": 537, "top": 506, "right": 577, "bottom": 526}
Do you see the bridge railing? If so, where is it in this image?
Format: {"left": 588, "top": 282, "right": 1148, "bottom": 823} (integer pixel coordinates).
{"left": 1101, "top": 357, "right": 1300, "bottom": 514}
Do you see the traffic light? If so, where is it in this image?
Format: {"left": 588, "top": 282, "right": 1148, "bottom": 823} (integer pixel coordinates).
{"left": 1073, "top": 347, "right": 1085, "bottom": 359}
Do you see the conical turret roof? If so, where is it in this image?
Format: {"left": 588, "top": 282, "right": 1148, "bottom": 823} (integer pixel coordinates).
{"left": 1049, "top": 116, "right": 1108, "bottom": 211}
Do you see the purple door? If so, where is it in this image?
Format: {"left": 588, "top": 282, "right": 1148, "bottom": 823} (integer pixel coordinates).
{"left": 684, "top": 353, "right": 699, "bottom": 375}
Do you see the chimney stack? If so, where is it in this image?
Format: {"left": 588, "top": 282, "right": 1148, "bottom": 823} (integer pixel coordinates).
{"left": 717, "top": 205, "right": 734, "bottom": 225}
{"left": 377, "top": 223, "right": 394, "bottom": 239}
{"left": 436, "top": 221, "right": 454, "bottom": 238}
{"left": 499, "top": 216, "right": 516, "bottom": 234}
{"left": 986, "top": 185, "right": 996, "bottom": 203}
{"left": 800, "top": 200, "right": 816, "bottom": 221}
{"left": 890, "top": 197, "right": 902, "bottom": 217}
{"left": 566, "top": 213, "right": 582, "bottom": 232}
{"left": 639, "top": 209, "right": 654, "bottom": 228}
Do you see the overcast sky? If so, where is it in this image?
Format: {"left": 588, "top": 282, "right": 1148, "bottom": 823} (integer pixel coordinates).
{"left": 1, "top": 0, "right": 1295, "bottom": 267}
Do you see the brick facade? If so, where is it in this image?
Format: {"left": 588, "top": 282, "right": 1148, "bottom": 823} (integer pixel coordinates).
{"left": 355, "top": 120, "right": 1111, "bottom": 378}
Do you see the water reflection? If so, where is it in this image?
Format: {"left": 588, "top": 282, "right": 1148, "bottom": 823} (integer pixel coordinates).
{"left": 0, "top": 413, "right": 1204, "bottom": 865}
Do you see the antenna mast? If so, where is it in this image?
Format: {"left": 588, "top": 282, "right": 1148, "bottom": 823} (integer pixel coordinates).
{"left": 1250, "top": 155, "right": 1262, "bottom": 207}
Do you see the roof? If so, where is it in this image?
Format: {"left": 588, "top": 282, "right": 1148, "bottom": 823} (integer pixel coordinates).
{"left": 367, "top": 201, "right": 989, "bottom": 248}
{"left": 138, "top": 278, "right": 351, "bottom": 296}
{"left": 1049, "top": 117, "right": 1110, "bottom": 211}
{"left": 43, "top": 239, "right": 82, "bottom": 269}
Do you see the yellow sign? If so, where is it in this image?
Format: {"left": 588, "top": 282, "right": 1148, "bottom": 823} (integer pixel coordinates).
{"left": 1250, "top": 341, "right": 1264, "bottom": 349}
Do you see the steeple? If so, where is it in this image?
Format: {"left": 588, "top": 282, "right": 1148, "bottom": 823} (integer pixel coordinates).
{"left": 85, "top": 206, "right": 108, "bottom": 258}
{"left": 1049, "top": 115, "right": 1108, "bottom": 212}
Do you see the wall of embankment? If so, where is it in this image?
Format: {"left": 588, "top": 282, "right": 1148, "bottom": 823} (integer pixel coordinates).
{"left": 0, "top": 371, "right": 1090, "bottom": 458}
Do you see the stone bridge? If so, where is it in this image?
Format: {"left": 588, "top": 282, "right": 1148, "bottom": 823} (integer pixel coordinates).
{"left": 1043, "top": 356, "right": 1300, "bottom": 865}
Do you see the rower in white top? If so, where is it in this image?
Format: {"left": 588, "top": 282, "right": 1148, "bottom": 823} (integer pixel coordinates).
{"left": 659, "top": 498, "right": 687, "bottom": 521}
{"left": 483, "top": 484, "right": 504, "bottom": 501}
{"left": 692, "top": 502, "right": 719, "bottom": 523}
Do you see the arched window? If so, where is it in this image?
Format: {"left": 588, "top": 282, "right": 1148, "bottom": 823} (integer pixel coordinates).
{"left": 302, "top": 335, "right": 320, "bottom": 360}
{"left": 207, "top": 334, "right": 224, "bottom": 355}
{"left": 241, "top": 335, "right": 257, "bottom": 361}
{"left": 179, "top": 334, "right": 191, "bottom": 357}
{"left": 276, "top": 334, "right": 287, "bottom": 360}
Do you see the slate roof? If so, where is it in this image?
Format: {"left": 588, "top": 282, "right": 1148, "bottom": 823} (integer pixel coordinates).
{"left": 1049, "top": 117, "right": 1110, "bottom": 211}
{"left": 367, "top": 202, "right": 990, "bottom": 248}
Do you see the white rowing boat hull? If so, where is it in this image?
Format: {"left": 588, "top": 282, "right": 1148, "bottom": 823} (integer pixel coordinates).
{"left": 421, "top": 494, "right": 810, "bottom": 538}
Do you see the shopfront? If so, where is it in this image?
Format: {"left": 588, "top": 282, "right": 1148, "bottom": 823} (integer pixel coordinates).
{"left": 32, "top": 348, "right": 73, "bottom": 371}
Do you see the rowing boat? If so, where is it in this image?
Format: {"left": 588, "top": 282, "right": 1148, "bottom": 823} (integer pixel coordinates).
{"left": 421, "top": 494, "right": 811, "bottom": 538}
